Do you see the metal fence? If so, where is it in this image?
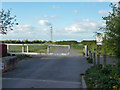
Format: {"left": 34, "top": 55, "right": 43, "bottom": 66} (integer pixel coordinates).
{"left": 7, "top": 44, "right": 70, "bottom": 56}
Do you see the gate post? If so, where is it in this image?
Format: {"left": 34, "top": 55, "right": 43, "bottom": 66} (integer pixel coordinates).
{"left": 7, "top": 44, "right": 9, "bottom": 53}
{"left": 84, "top": 45, "right": 88, "bottom": 57}
{"left": 68, "top": 45, "right": 70, "bottom": 55}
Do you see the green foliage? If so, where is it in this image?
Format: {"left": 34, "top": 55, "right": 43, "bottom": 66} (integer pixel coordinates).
{"left": 0, "top": 9, "right": 18, "bottom": 34}
{"left": 100, "top": 67, "right": 112, "bottom": 75}
{"left": 1, "top": 40, "right": 79, "bottom": 45}
{"left": 1, "top": 40, "right": 47, "bottom": 44}
{"left": 0, "top": 53, "right": 11, "bottom": 57}
{"left": 101, "top": 3, "right": 120, "bottom": 58}
{"left": 84, "top": 64, "right": 120, "bottom": 89}
{"left": 16, "top": 55, "right": 32, "bottom": 60}
{"left": 80, "top": 40, "right": 96, "bottom": 46}
{"left": 70, "top": 44, "right": 84, "bottom": 50}
{"left": 55, "top": 40, "right": 78, "bottom": 45}
{"left": 86, "top": 57, "right": 93, "bottom": 64}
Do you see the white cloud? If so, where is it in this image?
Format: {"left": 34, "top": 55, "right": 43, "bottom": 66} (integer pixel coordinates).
{"left": 73, "top": 10, "right": 79, "bottom": 14}
{"left": 50, "top": 15, "right": 56, "bottom": 18}
{"left": 43, "top": 15, "right": 48, "bottom": 18}
{"left": 98, "top": 10, "right": 111, "bottom": 15}
{"left": 1, "top": 24, "right": 50, "bottom": 40}
{"left": 52, "top": 6, "right": 59, "bottom": 8}
{"left": 14, "top": 25, "right": 34, "bottom": 32}
{"left": 65, "top": 19, "right": 105, "bottom": 33}
{"left": 43, "top": 15, "right": 56, "bottom": 19}
{"left": 38, "top": 20, "right": 51, "bottom": 26}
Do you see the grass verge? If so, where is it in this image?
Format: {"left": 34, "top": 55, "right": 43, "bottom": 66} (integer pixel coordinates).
{"left": 16, "top": 54, "right": 33, "bottom": 60}
{"left": 84, "top": 64, "right": 120, "bottom": 89}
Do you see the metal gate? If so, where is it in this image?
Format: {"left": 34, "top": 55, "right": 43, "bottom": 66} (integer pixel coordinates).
{"left": 7, "top": 44, "right": 70, "bottom": 56}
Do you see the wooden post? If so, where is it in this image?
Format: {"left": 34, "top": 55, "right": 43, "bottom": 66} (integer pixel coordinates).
{"left": 93, "top": 53, "right": 96, "bottom": 65}
{"left": 97, "top": 54, "right": 100, "bottom": 67}
{"left": 90, "top": 52, "right": 92, "bottom": 60}
{"left": 27, "top": 45, "right": 29, "bottom": 53}
{"left": 68, "top": 45, "right": 70, "bottom": 55}
{"left": 22, "top": 44, "right": 24, "bottom": 53}
{"left": 103, "top": 54, "right": 106, "bottom": 68}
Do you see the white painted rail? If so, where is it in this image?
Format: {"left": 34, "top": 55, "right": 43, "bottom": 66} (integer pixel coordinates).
{"left": 7, "top": 44, "right": 70, "bottom": 56}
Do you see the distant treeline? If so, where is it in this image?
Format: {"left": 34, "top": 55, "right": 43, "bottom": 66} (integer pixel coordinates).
{"left": 55, "top": 41, "right": 79, "bottom": 45}
{"left": 1, "top": 40, "right": 79, "bottom": 45}
{"left": 1, "top": 40, "right": 97, "bottom": 45}
{"left": 80, "top": 40, "right": 96, "bottom": 45}
{"left": 1, "top": 40, "right": 46, "bottom": 44}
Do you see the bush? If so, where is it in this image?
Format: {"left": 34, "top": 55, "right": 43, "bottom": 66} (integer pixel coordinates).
{"left": 84, "top": 64, "right": 120, "bottom": 89}
{"left": 100, "top": 67, "right": 112, "bottom": 75}
{"left": 87, "top": 57, "right": 93, "bottom": 64}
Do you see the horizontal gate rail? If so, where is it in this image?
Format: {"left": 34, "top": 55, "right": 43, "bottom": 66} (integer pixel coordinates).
{"left": 7, "top": 44, "right": 70, "bottom": 56}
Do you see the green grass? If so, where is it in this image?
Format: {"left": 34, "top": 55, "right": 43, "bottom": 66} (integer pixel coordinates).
{"left": 9, "top": 45, "right": 47, "bottom": 53}
{"left": 71, "top": 44, "right": 84, "bottom": 50}
{"left": 16, "top": 54, "right": 32, "bottom": 60}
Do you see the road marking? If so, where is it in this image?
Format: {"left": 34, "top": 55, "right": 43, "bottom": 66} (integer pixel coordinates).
{"left": 3, "top": 77, "right": 81, "bottom": 84}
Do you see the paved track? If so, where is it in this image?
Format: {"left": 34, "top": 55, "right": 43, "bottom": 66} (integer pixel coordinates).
{"left": 2, "top": 49, "right": 92, "bottom": 88}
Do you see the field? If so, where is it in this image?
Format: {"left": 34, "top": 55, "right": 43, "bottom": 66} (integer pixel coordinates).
{"left": 70, "top": 44, "right": 84, "bottom": 50}
{"left": 9, "top": 45, "right": 48, "bottom": 53}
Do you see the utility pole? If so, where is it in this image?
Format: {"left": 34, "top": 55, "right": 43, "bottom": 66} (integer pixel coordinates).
{"left": 50, "top": 25, "right": 53, "bottom": 41}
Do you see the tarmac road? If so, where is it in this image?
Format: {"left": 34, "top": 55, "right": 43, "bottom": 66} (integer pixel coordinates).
{"left": 2, "top": 49, "right": 92, "bottom": 88}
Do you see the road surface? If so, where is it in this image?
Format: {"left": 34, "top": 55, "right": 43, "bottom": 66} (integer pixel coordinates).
{"left": 2, "top": 49, "right": 92, "bottom": 88}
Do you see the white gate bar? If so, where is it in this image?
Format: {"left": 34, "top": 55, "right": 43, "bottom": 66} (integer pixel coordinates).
{"left": 22, "top": 44, "right": 24, "bottom": 53}
{"left": 47, "top": 46, "right": 49, "bottom": 54}
{"left": 27, "top": 45, "right": 29, "bottom": 53}
{"left": 6, "top": 44, "right": 70, "bottom": 56}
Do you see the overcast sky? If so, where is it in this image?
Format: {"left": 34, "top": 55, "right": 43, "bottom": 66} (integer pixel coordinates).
{"left": 0, "top": 1, "right": 116, "bottom": 41}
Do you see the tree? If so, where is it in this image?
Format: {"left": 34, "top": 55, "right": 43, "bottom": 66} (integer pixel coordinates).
{"left": 0, "top": 9, "right": 18, "bottom": 34}
{"left": 101, "top": 2, "right": 120, "bottom": 59}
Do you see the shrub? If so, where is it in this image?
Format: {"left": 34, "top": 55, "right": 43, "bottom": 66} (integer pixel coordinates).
{"left": 84, "top": 64, "right": 120, "bottom": 89}
{"left": 87, "top": 57, "right": 93, "bottom": 64}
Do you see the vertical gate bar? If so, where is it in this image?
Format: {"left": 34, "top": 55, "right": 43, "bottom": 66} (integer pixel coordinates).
{"left": 27, "top": 45, "right": 29, "bottom": 53}
{"left": 22, "top": 44, "right": 24, "bottom": 53}
{"left": 7, "top": 45, "right": 9, "bottom": 53}
{"left": 47, "top": 45, "right": 49, "bottom": 55}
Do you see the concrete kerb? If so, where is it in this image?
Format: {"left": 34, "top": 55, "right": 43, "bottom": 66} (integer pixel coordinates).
{"left": 0, "top": 56, "right": 18, "bottom": 72}
{"left": 81, "top": 76, "right": 87, "bottom": 88}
